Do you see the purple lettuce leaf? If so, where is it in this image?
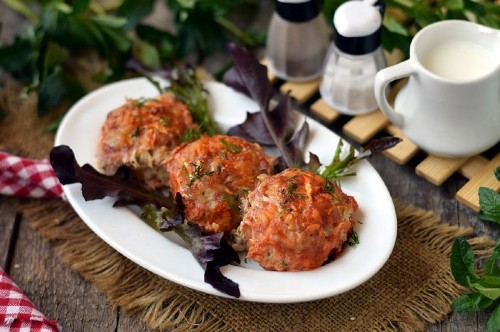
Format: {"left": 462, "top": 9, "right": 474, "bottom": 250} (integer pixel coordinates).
{"left": 222, "top": 66, "right": 250, "bottom": 97}
{"left": 160, "top": 193, "right": 240, "bottom": 298}
{"left": 224, "top": 43, "right": 302, "bottom": 168}
{"left": 357, "top": 136, "right": 403, "bottom": 159}
{"left": 50, "top": 145, "right": 240, "bottom": 297}
{"left": 49, "top": 145, "right": 173, "bottom": 208}
{"left": 226, "top": 112, "right": 274, "bottom": 145}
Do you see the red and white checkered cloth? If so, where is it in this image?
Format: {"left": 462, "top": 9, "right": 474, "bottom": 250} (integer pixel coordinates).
{"left": 0, "top": 267, "right": 61, "bottom": 332}
{"left": 0, "top": 152, "right": 63, "bottom": 330}
{"left": 0, "top": 152, "right": 64, "bottom": 199}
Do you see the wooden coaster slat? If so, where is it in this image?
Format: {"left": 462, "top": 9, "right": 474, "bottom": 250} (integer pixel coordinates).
{"left": 383, "top": 125, "right": 420, "bottom": 165}
{"left": 310, "top": 99, "right": 341, "bottom": 123}
{"left": 280, "top": 80, "right": 320, "bottom": 104}
{"left": 416, "top": 155, "right": 469, "bottom": 186}
{"left": 456, "top": 153, "right": 500, "bottom": 211}
{"left": 458, "top": 155, "right": 490, "bottom": 180}
{"left": 260, "top": 59, "right": 276, "bottom": 82}
{"left": 342, "top": 110, "right": 389, "bottom": 144}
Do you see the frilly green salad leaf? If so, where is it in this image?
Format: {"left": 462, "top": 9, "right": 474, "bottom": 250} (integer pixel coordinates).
{"left": 49, "top": 145, "right": 240, "bottom": 297}
{"left": 125, "top": 61, "right": 220, "bottom": 138}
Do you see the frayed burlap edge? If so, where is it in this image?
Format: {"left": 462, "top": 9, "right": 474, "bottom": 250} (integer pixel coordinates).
{"left": 17, "top": 198, "right": 496, "bottom": 332}
{"left": 17, "top": 199, "right": 229, "bottom": 332}
{"left": 375, "top": 202, "right": 495, "bottom": 332}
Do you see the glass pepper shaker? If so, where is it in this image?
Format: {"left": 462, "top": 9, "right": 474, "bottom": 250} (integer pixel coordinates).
{"left": 266, "top": 0, "right": 330, "bottom": 82}
{"left": 319, "top": 0, "right": 387, "bottom": 115}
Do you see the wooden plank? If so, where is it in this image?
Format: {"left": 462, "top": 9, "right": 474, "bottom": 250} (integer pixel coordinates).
{"left": 383, "top": 124, "right": 420, "bottom": 165}
{"left": 415, "top": 155, "right": 469, "bottom": 186}
{"left": 384, "top": 49, "right": 404, "bottom": 67}
{"left": 0, "top": 197, "right": 18, "bottom": 268}
{"left": 260, "top": 59, "right": 277, "bottom": 82}
{"left": 310, "top": 98, "right": 341, "bottom": 123}
{"left": 280, "top": 79, "right": 320, "bottom": 104}
{"left": 456, "top": 153, "right": 500, "bottom": 211}
{"left": 458, "top": 155, "right": 490, "bottom": 180}
{"left": 9, "top": 216, "right": 119, "bottom": 331}
{"left": 342, "top": 110, "right": 389, "bottom": 144}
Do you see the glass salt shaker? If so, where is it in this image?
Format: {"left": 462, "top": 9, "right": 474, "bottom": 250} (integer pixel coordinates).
{"left": 319, "top": 0, "right": 387, "bottom": 115}
{"left": 266, "top": 0, "right": 330, "bottom": 82}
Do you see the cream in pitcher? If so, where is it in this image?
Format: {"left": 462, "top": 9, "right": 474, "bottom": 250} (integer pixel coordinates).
{"left": 374, "top": 20, "right": 500, "bottom": 158}
{"left": 421, "top": 40, "right": 497, "bottom": 80}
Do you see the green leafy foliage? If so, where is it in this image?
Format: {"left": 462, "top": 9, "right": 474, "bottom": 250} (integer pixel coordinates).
{"left": 0, "top": 0, "right": 262, "bottom": 118}
{"left": 450, "top": 237, "right": 500, "bottom": 332}
{"left": 479, "top": 167, "right": 500, "bottom": 224}
{"left": 166, "top": 0, "right": 262, "bottom": 59}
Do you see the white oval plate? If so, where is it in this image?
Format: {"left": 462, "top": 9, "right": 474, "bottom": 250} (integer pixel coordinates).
{"left": 55, "top": 77, "right": 397, "bottom": 303}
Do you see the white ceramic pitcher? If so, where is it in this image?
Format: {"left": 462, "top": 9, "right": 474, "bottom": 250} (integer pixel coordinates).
{"left": 374, "top": 20, "right": 500, "bottom": 158}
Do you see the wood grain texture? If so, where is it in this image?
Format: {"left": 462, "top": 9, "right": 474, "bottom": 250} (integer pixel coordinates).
{"left": 0, "top": 197, "right": 18, "bottom": 268}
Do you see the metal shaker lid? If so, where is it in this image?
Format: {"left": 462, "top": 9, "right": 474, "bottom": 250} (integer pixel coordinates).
{"left": 333, "top": 0, "right": 383, "bottom": 55}
{"left": 275, "top": 0, "right": 322, "bottom": 23}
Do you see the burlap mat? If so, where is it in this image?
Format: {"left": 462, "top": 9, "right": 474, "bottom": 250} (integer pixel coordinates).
{"left": 0, "top": 80, "right": 495, "bottom": 331}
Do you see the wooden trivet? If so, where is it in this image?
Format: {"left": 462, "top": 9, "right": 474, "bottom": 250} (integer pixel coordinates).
{"left": 265, "top": 65, "right": 500, "bottom": 212}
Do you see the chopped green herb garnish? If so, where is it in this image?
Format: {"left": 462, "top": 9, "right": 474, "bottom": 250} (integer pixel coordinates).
{"left": 322, "top": 179, "right": 335, "bottom": 195}
{"left": 222, "top": 192, "right": 241, "bottom": 216}
{"left": 347, "top": 231, "right": 359, "bottom": 247}
{"left": 280, "top": 177, "right": 305, "bottom": 204}
{"left": 180, "top": 127, "right": 202, "bottom": 143}
{"left": 220, "top": 138, "right": 242, "bottom": 153}
{"left": 160, "top": 117, "right": 171, "bottom": 126}
{"left": 133, "top": 97, "right": 158, "bottom": 108}
{"left": 131, "top": 127, "right": 140, "bottom": 139}
{"left": 184, "top": 161, "right": 214, "bottom": 186}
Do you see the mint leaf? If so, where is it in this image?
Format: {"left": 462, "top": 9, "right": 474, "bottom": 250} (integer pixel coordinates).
{"left": 471, "top": 281, "right": 500, "bottom": 300}
{"left": 484, "top": 241, "right": 500, "bottom": 277}
{"left": 452, "top": 292, "right": 494, "bottom": 312}
{"left": 477, "top": 275, "right": 500, "bottom": 288}
{"left": 486, "top": 303, "right": 500, "bottom": 332}
{"left": 451, "top": 237, "right": 480, "bottom": 287}
{"left": 479, "top": 187, "right": 500, "bottom": 224}
{"left": 495, "top": 167, "right": 500, "bottom": 181}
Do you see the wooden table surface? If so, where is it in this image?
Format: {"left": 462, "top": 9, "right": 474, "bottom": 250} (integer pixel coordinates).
{"left": 1, "top": 2, "right": 499, "bottom": 331}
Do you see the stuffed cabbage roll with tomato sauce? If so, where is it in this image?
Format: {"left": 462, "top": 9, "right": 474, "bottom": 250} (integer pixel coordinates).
{"left": 237, "top": 168, "right": 359, "bottom": 271}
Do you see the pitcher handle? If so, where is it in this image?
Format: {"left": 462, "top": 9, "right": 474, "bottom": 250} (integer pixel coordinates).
{"left": 374, "top": 60, "right": 416, "bottom": 128}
